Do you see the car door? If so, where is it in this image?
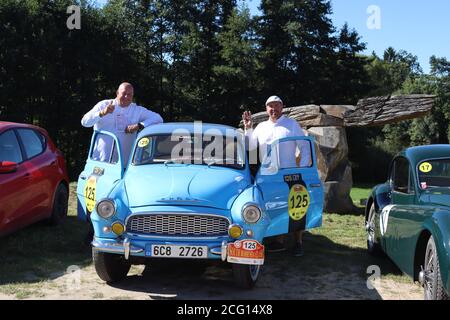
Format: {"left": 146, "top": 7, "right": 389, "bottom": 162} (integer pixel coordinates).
{"left": 0, "top": 129, "right": 29, "bottom": 233}
{"left": 383, "top": 156, "right": 422, "bottom": 273}
{"left": 77, "top": 131, "right": 123, "bottom": 221}
{"left": 15, "top": 128, "right": 53, "bottom": 222}
{"left": 255, "top": 136, "right": 324, "bottom": 237}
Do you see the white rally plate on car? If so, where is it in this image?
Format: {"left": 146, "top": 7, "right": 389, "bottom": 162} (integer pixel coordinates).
{"left": 147, "top": 245, "right": 208, "bottom": 258}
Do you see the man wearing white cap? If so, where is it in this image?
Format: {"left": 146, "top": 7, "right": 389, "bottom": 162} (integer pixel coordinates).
{"left": 242, "top": 95, "right": 311, "bottom": 256}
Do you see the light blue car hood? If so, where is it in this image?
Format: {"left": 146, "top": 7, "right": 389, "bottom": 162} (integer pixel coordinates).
{"left": 124, "top": 165, "right": 249, "bottom": 209}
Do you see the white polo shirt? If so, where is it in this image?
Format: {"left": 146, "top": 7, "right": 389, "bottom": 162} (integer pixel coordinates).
{"left": 245, "top": 115, "right": 311, "bottom": 168}
{"left": 81, "top": 99, "right": 163, "bottom": 165}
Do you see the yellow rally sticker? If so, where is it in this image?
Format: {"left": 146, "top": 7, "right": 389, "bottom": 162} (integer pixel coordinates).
{"left": 84, "top": 176, "right": 96, "bottom": 213}
{"left": 419, "top": 162, "right": 432, "bottom": 173}
{"left": 138, "top": 137, "right": 149, "bottom": 148}
{"left": 288, "top": 184, "right": 310, "bottom": 221}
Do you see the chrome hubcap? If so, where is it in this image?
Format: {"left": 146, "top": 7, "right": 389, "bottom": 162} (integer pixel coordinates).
{"left": 424, "top": 247, "right": 435, "bottom": 299}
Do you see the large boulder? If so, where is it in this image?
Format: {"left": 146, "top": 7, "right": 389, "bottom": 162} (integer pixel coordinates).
{"left": 307, "top": 127, "right": 356, "bottom": 213}
{"left": 323, "top": 165, "right": 356, "bottom": 214}
{"left": 307, "top": 126, "right": 348, "bottom": 182}
{"left": 344, "top": 94, "right": 435, "bottom": 127}
{"left": 320, "top": 105, "right": 356, "bottom": 119}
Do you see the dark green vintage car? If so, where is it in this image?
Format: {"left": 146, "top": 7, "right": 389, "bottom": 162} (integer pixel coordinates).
{"left": 365, "top": 144, "right": 450, "bottom": 300}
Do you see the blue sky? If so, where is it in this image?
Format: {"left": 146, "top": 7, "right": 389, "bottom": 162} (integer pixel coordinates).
{"left": 95, "top": 0, "right": 449, "bottom": 73}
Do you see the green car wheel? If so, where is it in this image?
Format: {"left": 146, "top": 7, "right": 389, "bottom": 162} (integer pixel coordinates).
{"left": 423, "top": 236, "right": 449, "bottom": 300}
{"left": 366, "top": 203, "right": 381, "bottom": 255}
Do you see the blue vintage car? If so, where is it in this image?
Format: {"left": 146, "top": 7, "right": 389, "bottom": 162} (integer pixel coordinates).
{"left": 77, "top": 122, "right": 323, "bottom": 288}
{"left": 365, "top": 145, "right": 450, "bottom": 299}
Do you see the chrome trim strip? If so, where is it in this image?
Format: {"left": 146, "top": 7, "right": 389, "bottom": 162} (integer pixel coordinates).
{"left": 124, "top": 238, "right": 130, "bottom": 260}
{"left": 125, "top": 211, "right": 231, "bottom": 227}
{"left": 125, "top": 233, "right": 228, "bottom": 240}
{"left": 210, "top": 246, "right": 222, "bottom": 255}
{"left": 92, "top": 240, "right": 143, "bottom": 255}
{"left": 221, "top": 241, "right": 228, "bottom": 261}
{"left": 157, "top": 199, "right": 202, "bottom": 203}
{"left": 124, "top": 212, "right": 231, "bottom": 238}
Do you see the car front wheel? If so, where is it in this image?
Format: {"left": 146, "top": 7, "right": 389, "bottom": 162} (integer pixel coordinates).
{"left": 232, "top": 264, "right": 261, "bottom": 289}
{"left": 93, "top": 249, "right": 131, "bottom": 283}
{"left": 423, "top": 236, "right": 448, "bottom": 300}
{"left": 49, "top": 183, "right": 68, "bottom": 225}
{"left": 366, "top": 202, "right": 381, "bottom": 255}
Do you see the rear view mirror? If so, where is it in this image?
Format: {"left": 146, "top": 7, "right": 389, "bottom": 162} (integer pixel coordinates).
{"left": 0, "top": 161, "right": 18, "bottom": 173}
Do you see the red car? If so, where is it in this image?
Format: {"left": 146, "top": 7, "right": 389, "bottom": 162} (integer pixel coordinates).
{"left": 0, "top": 121, "right": 69, "bottom": 236}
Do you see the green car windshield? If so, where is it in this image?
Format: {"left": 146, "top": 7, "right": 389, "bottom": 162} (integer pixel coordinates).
{"left": 418, "top": 158, "right": 450, "bottom": 189}
{"left": 132, "top": 134, "right": 245, "bottom": 169}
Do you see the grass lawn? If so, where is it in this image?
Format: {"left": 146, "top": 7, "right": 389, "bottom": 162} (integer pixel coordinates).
{"left": 350, "top": 183, "right": 374, "bottom": 207}
{"left": 0, "top": 182, "right": 413, "bottom": 299}
{"left": 0, "top": 183, "right": 92, "bottom": 298}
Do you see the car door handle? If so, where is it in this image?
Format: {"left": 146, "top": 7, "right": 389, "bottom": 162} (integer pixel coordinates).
{"left": 23, "top": 173, "right": 31, "bottom": 179}
{"left": 309, "top": 183, "right": 322, "bottom": 188}
{"left": 80, "top": 175, "right": 87, "bottom": 180}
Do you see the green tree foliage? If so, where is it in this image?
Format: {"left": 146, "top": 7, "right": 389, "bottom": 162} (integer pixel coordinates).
{"left": 213, "top": 5, "right": 259, "bottom": 122}
{"left": 333, "top": 23, "right": 370, "bottom": 104}
{"left": 348, "top": 50, "right": 450, "bottom": 183}
{"left": 347, "top": 47, "right": 424, "bottom": 182}
{"left": 257, "top": 0, "right": 337, "bottom": 105}
{"left": 2, "top": 0, "right": 443, "bottom": 184}
{"left": 0, "top": 0, "right": 155, "bottom": 179}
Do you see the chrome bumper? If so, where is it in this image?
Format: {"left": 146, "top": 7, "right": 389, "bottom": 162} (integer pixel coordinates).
{"left": 92, "top": 239, "right": 143, "bottom": 260}
{"left": 92, "top": 238, "right": 229, "bottom": 261}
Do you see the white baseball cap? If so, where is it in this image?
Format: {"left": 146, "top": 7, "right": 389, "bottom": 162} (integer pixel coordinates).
{"left": 265, "top": 95, "right": 283, "bottom": 106}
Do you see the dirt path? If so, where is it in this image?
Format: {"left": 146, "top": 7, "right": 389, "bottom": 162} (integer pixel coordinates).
{"left": 0, "top": 254, "right": 422, "bottom": 300}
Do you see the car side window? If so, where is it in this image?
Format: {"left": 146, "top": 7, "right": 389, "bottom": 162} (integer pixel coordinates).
{"left": 0, "top": 130, "right": 23, "bottom": 163}
{"left": 90, "top": 133, "right": 118, "bottom": 164}
{"left": 392, "top": 157, "right": 410, "bottom": 193}
{"left": 16, "top": 129, "right": 45, "bottom": 160}
{"left": 262, "top": 139, "right": 313, "bottom": 171}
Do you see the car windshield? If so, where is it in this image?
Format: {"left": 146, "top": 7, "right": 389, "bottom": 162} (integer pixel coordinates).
{"left": 132, "top": 133, "right": 245, "bottom": 169}
{"left": 417, "top": 158, "right": 450, "bottom": 189}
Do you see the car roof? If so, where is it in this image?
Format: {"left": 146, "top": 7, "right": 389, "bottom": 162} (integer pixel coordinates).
{"left": 137, "top": 122, "right": 242, "bottom": 139}
{"left": 401, "top": 145, "right": 450, "bottom": 164}
{"left": 0, "top": 121, "right": 45, "bottom": 133}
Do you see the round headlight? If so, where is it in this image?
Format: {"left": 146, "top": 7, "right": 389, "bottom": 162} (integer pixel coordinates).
{"left": 242, "top": 205, "right": 261, "bottom": 224}
{"left": 96, "top": 199, "right": 116, "bottom": 219}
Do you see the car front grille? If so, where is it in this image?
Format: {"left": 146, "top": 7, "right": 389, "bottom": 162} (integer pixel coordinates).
{"left": 126, "top": 213, "right": 230, "bottom": 237}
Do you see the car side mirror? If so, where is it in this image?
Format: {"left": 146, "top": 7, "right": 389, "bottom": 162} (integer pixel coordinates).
{"left": 0, "top": 161, "right": 18, "bottom": 173}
